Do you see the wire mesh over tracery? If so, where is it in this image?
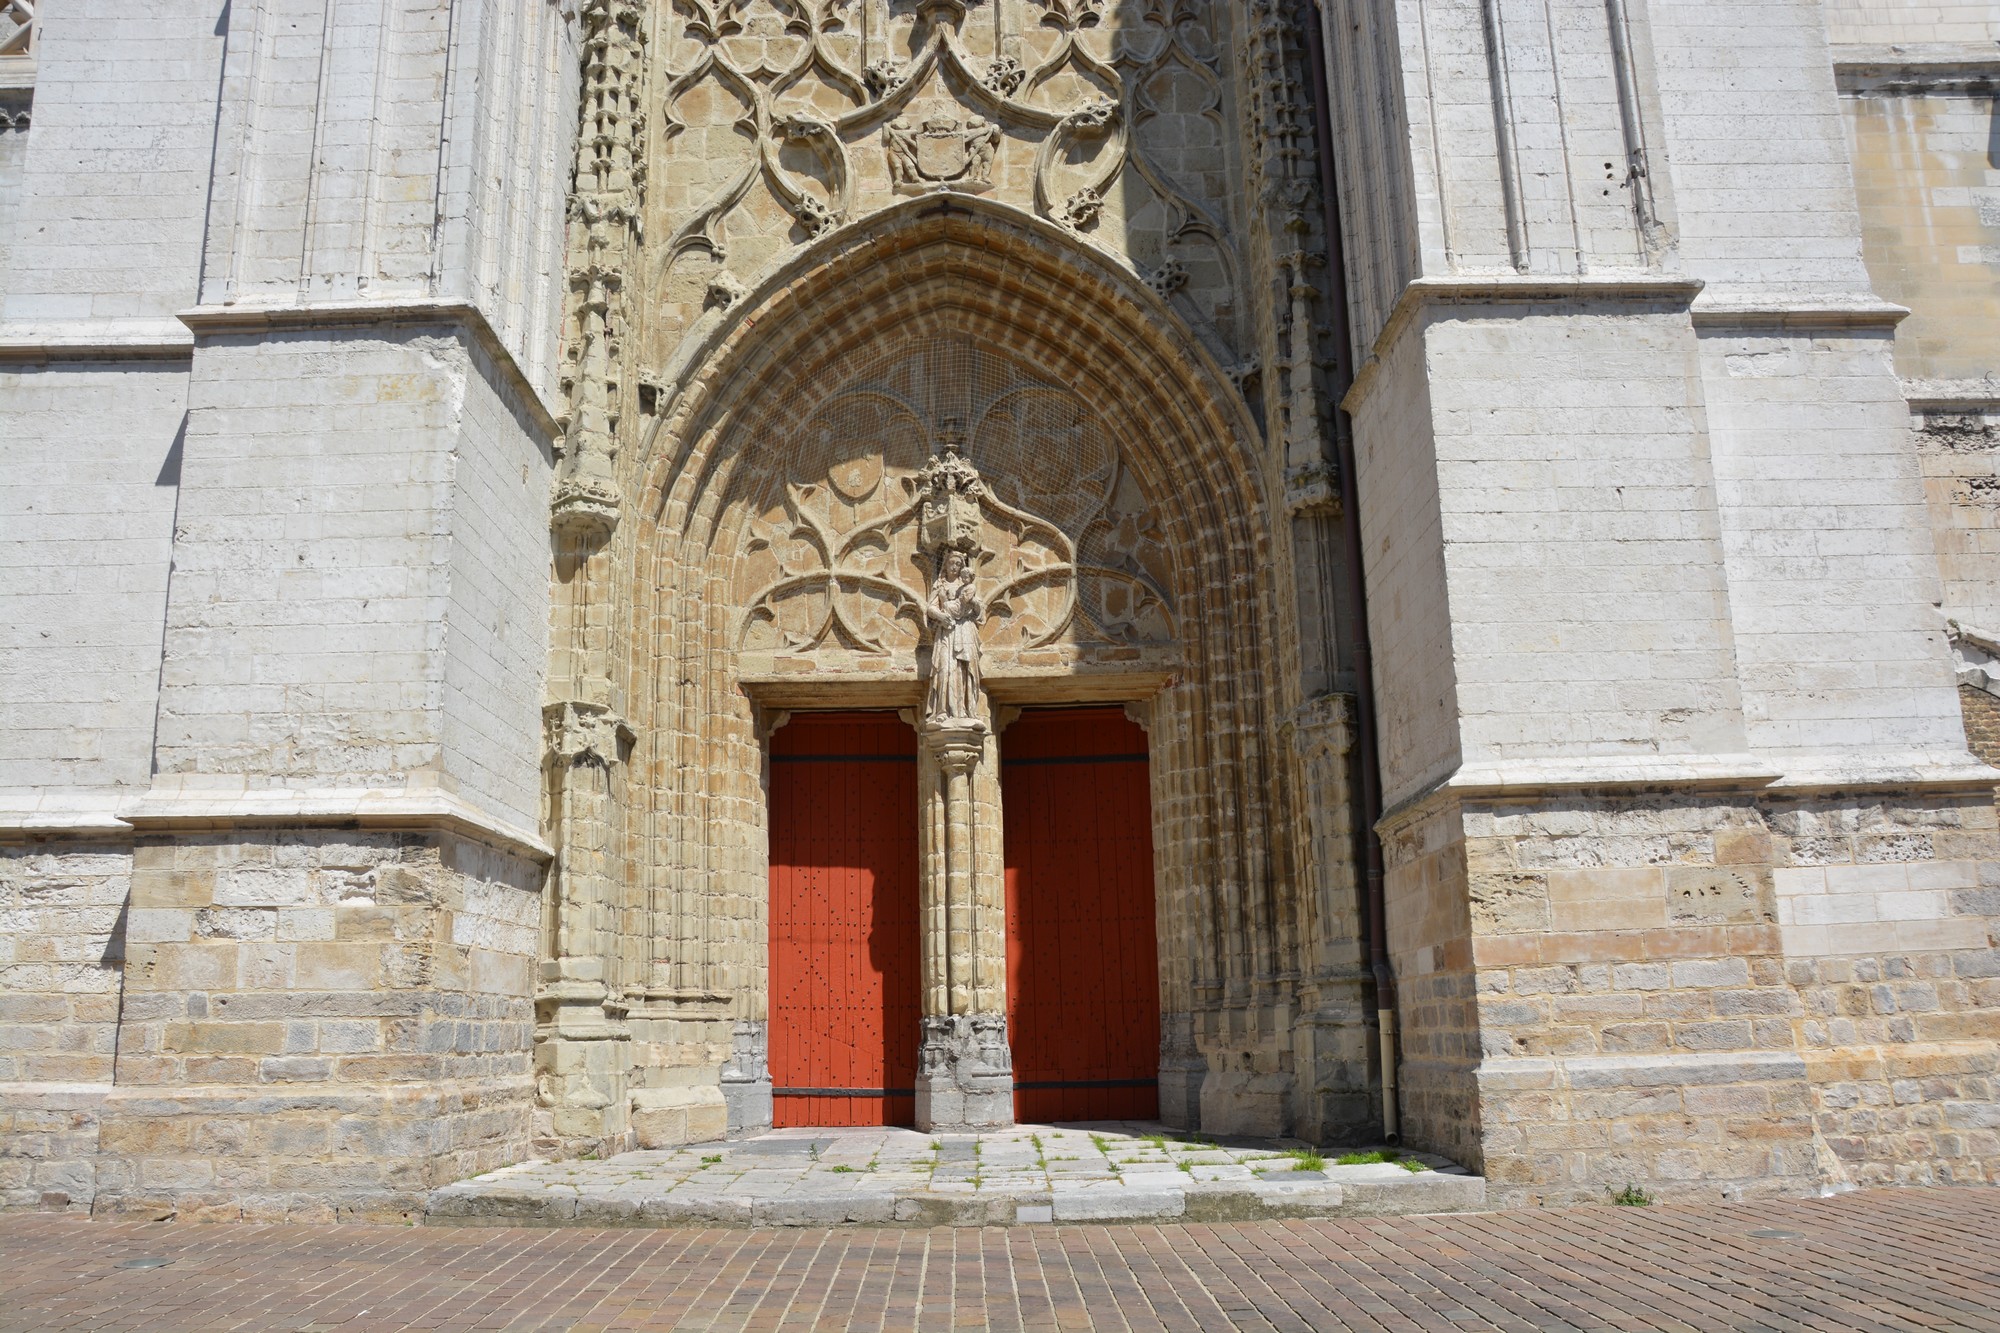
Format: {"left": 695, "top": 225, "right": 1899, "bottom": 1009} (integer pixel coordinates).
{"left": 735, "top": 333, "right": 1177, "bottom": 659}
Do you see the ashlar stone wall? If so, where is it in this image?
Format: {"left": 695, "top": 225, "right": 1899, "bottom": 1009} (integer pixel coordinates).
{"left": 1336, "top": 0, "right": 2000, "bottom": 1203}
{"left": 96, "top": 831, "right": 541, "bottom": 1222}
{"left": 1, "top": 1, "right": 574, "bottom": 1220}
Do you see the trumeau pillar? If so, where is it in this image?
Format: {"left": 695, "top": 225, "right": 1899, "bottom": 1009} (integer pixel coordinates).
{"left": 912, "top": 443, "right": 1013, "bottom": 1131}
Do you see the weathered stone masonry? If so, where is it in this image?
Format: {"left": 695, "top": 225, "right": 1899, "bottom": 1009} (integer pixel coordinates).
{"left": 1, "top": 0, "right": 1997, "bottom": 1220}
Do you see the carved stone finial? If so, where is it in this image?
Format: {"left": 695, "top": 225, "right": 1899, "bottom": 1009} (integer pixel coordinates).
{"left": 1055, "top": 186, "right": 1103, "bottom": 231}
{"left": 864, "top": 58, "right": 907, "bottom": 100}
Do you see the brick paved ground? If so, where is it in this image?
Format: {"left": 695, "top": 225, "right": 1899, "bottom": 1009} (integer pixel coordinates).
{"left": 4, "top": 1186, "right": 1998, "bottom": 1332}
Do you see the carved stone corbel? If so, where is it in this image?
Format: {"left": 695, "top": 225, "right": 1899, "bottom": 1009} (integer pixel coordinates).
{"left": 544, "top": 700, "right": 632, "bottom": 769}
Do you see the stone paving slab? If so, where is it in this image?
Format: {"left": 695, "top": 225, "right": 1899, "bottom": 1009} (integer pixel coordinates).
{"left": 427, "top": 1121, "right": 1481, "bottom": 1228}
{"left": 6, "top": 1187, "right": 1998, "bottom": 1331}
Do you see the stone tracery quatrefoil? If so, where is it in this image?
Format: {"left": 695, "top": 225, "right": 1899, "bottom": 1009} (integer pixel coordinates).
{"left": 735, "top": 358, "right": 1176, "bottom": 660}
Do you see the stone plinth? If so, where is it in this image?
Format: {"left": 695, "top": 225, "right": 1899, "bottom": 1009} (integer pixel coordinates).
{"left": 914, "top": 1014, "right": 1014, "bottom": 1131}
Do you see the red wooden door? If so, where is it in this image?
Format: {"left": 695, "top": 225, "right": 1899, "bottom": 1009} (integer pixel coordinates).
{"left": 1003, "top": 707, "right": 1160, "bottom": 1122}
{"left": 768, "top": 712, "right": 920, "bottom": 1127}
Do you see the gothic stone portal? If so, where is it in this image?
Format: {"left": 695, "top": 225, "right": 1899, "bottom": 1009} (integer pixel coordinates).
{"left": 623, "top": 231, "right": 1311, "bottom": 1153}
{"left": 741, "top": 338, "right": 1179, "bottom": 1131}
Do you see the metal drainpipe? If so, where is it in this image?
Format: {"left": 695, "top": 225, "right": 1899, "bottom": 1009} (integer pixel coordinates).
{"left": 1303, "top": 0, "right": 1399, "bottom": 1144}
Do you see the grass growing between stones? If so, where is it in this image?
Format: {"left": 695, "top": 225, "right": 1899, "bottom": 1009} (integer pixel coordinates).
{"left": 1333, "top": 1150, "right": 1399, "bottom": 1166}
{"left": 1287, "top": 1148, "right": 1327, "bottom": 1171}
{"left": 1611, "top": 1183, "right": 1652, "bottom": 1206}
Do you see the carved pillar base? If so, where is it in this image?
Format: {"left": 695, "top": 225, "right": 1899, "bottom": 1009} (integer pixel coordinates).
{"left": 626, "top": 989, "right": 732, "bottom": 1149}
{"left": 532, "top": 971, "right": 635, "bottom": 1159}
{"left": 1156, "top": 1011, "right": 1205, "bottom": 1131}
{"left": 1291, "top": 978, "right": 1377, "bottom": 1144}
{"left": 721, "top": 1018, "right": 774, "bottom": 1138}
{"left": 914, "top": 1013, "right": 1014, "bottom": 1131}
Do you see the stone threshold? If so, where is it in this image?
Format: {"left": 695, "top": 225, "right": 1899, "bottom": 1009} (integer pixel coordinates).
{"left": 426, "top": 1122, "right": 1485, "bottom": 1228}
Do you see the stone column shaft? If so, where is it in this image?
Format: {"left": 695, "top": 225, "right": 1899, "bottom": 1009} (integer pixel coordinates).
{"left": 914, "top": 722, "right": 1012, "bottom": 1129}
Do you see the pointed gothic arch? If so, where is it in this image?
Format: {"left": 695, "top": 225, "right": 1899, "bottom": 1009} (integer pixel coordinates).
{"left": 600, "top": 197, "right": 1313, "bottom": 1131}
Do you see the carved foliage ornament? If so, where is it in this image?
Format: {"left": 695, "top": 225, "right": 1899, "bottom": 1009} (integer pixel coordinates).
{"left": 659, "top": 0, "right": 1229, "bottom": 280}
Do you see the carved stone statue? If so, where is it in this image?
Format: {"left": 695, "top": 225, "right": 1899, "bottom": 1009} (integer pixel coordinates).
{"left": 925, "top": 547, "right": 984, "bottom": 727}
{"left": 884, "top": 112, "right": 1001, "bottom": 193}
{"left": 885, "top": 118, "right": 921, "bottom": 187}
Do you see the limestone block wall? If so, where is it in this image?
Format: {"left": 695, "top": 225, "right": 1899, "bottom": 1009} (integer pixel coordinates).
{"left": 0, "top": 844, "right": 127, "bottom": 1089}
{"left": 1845, "top": 88, "right": 2000, "bottom": 390}
{"left": 1453, "top": 789, "right": 1998, "bottom": 1204}
{"left": 1342, "top": 0, "right": 1999, "bottom": 1204}
{"left": 95, "top": 831, "right": 540, "bottom": 1222}
{"left": 0, "top": 0, "right": 221, "bottom": 328}
{"left": 196, "top": 0, "right": 577, "bottom": 398}
{"left": 1699, "top": 325, "right": 1966, "bottom": 763}
{"left": 0, "top": 365, "right": 184, "bottom": 818}
{"left": 1915, "top": 405, "right": 2000, "bottom": 643}
{"left": 1379, "top": 801, "right": 1480, "bottom": 1169}
{"left": 0, "top": 90, "right": 26, "bottom": 299}
{"left": 151, "top": 327, "right": 550, "bottom": 831}
{"left": 1349, "top": 315, "right": 1457, "bottom": 810}
{"left": 0, "top": 842, "right": 127, "bottom": 1210}
{"left": 1840, "top": 57, "right": 1999, "bottom": 732}
{"left": 1, "top": 0, "right": 572, "bottom": 1219}
{"left": 0, "top": 0, "right": 218, "bottom": 831}
{"left": 1824, "top": 0, "right": 2000, "bottom": 45}
{"left": 1650, "top": 0, "right": 1876, "bottom": 294}
{"left": 1423, "top": 304, "right": 1746, "bottom": 768}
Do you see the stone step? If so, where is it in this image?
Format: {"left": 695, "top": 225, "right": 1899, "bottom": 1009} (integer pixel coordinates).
{"left": 423, "top": 1125, "right": 1486, "bottom": 1229}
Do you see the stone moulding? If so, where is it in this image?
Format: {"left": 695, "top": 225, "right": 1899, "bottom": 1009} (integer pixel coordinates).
{"left": 0, "top": 318, "right": 194, "bottom": 363}
{"left": 1374, "top": 753, "right": 2000, "bottom": 841}
{"left": 115, "top": 781, "right": 554, "bottom": 863}
{"left": 635, "top": 193, "right": 1251, "bottom": 472}
{"left": 1686, "top": 293, "right": 1911, "bottom": 330}
{"left": 1834, "top": 48, "right": 2000, "bottom": 96}
{"left": 1340, "top": 274, "right": 1707, "bottom": 414}
{"left": 175, "top": 298, "right": 562, "bottom": 441}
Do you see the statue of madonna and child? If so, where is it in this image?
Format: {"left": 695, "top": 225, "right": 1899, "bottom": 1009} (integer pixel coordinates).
{"left": 924, "top": 545, "right": 985, "bottom": 729}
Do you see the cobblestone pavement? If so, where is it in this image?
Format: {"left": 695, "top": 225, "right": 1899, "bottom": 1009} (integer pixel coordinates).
{"left": 429, "top": 1124, "right": 1478, "bottom": 1227}
{"left": 5, "top": 1186, "right": 1999, "bottom": 1332}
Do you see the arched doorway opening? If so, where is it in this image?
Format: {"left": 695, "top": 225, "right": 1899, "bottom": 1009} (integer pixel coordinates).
{"left": 623, "top": 198, "right": 1308, "bottom": 1137}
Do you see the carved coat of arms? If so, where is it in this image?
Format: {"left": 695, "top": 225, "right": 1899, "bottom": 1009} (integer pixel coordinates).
{"left": 887, "top": 113, "right": 1000, "bottom": 192}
